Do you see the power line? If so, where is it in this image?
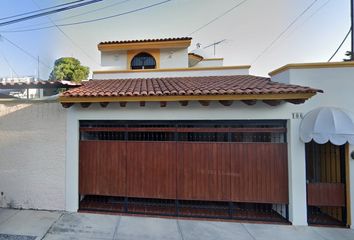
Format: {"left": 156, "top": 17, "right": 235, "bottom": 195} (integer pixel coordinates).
{"left": 251, "top": 0, "right": 319, "bottom": 64}
{"left": 0, "top": 0, "right": 103, "bottom": 27}
{"left": 0, "top": 49, "right": 19, "bottom": 77}
{"left": 0, "top": 0, "right": 85, "bottom": 21}
{"left": 31, "top": 0, "right": 99, "bottom": 66}
{"left": 3, "top": 0, "right": 134, "bottom": 32}
{"left": 188, "top": 0, "right": 249, "bottom": 36}
{"left": 285, "top": 0, "right": 331, "bottom": 38}
{"left": 328, "top": 27, "right": 352, "bottom": 62}
{"left": 0, "top": 34, "right": 52, "bottom": 69}
{"left": 0, "top": 0, "right": 172, "bottom": 33}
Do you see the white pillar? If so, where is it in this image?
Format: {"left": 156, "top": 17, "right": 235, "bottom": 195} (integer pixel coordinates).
{"left": 65, "top": 109, "right": 79, "bottom": 212}
{"left": 287, "top": 119, "right": 308, "bottom": 225}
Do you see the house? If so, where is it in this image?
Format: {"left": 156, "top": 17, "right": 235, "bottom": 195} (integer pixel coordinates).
{"left": 0, "top": 37, "right": 353, "bottom": 228}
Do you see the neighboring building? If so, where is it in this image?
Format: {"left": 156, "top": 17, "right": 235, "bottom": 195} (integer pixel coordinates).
{"left": 0, "top": 76, "right": 39, "bottom": 99}
{"left": 0, "top": 37, "right": 353, "bottom": 229}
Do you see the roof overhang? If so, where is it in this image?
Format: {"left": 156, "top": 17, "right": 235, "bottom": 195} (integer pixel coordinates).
{"left": 300, "top": 107, "right": 354, "bottom": 145}
{"left": 188, "top": 53, "right": 204, "bottom": 67}
{"left": 98, "top": 39, "right": 192, "bottom": 52}
{"left": 59, "top": 92, "right": 317, "bottom": 108}
{"left": 59, "top": 75, "right": 321, "bottom": 108}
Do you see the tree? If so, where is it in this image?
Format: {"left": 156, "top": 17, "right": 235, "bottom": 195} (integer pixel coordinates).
{"left": 49, "top": 57, "right": 89, "bottom": 83}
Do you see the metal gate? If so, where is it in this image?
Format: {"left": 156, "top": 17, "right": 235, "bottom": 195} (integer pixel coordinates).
{"left": 306, "top": 141, "right": 348, "bottom": 226}
{"left": 79, "top": 120, "right": 289, "bottom": 222}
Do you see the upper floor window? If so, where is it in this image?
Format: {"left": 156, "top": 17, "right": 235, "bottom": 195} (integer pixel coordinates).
{"left": 131, "top": 52, "right": 156, "bottom": 69}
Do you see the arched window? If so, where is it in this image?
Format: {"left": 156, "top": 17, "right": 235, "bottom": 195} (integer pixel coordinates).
{"left": 131, "top": 52, "right": 156, "bottom": 69}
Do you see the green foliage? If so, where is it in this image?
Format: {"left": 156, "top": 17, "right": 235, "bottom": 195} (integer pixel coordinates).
{"left": 49, "top": 57, "right": 89, "bottom": 83}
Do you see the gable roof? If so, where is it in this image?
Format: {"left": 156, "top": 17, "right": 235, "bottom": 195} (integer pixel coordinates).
{"left": 59, "top": 75, "right": 321, "bottom": 107}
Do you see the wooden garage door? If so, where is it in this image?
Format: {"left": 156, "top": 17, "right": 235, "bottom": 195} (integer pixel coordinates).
{"left": 126, "top": 142, "right": 177, "bottom": 199}
{"left": 79, "top": 121, "right": 288, "bottom": 204}
{"left": 79, "top": 141, "right": 126, "bottom": 196}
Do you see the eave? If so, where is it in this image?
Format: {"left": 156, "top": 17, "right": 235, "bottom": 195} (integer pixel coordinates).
{"left": 59, "top": 92, "right": 317, "bottom": 108}
{"left": 98, "top": 40, "right": 192, "bottom": 52}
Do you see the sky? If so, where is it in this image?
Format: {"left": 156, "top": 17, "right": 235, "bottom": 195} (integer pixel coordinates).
{"left": 0, "top": 0, "right": 351, "bottom": 78}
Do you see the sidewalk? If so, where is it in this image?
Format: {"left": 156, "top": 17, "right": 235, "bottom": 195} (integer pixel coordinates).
{"left": 0, "top": 208, "right": 354, "bottom": 240}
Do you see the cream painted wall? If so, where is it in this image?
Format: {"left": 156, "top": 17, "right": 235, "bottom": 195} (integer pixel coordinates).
{"left": 100, "top": 48, "right": 188, "bottom": 70}
{"left": 0, "top": 102, "right": 66, "bottom": 211}
{"left": 93, "top": 68, "right": 250, "bottom": 79}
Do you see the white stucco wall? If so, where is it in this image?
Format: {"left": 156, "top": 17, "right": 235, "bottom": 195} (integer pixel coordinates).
{"left": 65, "top": 64, "right": 354, "bottom": 227}
{"left": 92, "top": 67, "right": 250, "bottom": 79}
{"left": 272, "top": 66, "right": 354, "bottom": 228}
{"left": 0, "top": 102, "right": 66, "bottom": 211}
{"left": 160, "top": 48, "right": 188, "bottom": 68}
{"left": 193, "top": 59, "right": 224, "bottom": 68}
{"left": 101, "top": 51, "right": 128, "bottom": 70}
{"left": 66, "top": 100, "right": 307, "bottom": 224}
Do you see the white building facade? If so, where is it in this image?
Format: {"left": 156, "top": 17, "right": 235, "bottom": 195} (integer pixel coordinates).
{"left": 0, "top": 37, "right": 353, "bottom": 228}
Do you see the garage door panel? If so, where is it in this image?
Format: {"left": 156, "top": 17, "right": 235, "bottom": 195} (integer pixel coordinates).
{"left": 79, "top": 121, "right": 289, "bottom": 206}
{"left": 230, "top": 143, "right": 288, "bottom": 204}
{"left": 126, "top": 142, "right": 177, "bottom": 199}
{"left": 79, "top": 141, "right": 126, "bottom": 196}
{"left": 177, "top": 142, "right": 231, "bottom": 201}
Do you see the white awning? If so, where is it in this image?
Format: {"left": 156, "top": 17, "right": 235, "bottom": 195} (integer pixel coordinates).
{"left": 300, "top": 107, "right": 354, "bottom": 145}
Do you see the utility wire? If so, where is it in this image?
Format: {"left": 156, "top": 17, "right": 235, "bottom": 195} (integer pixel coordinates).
{"left": 188, "top": 0, "right": 249, "bottom": 36}
{"left": 0, "top": 0, "right": 172, "bottom": 33}
{"left": 3, "top": 0, "right": 134, "bottom": 32}
{"left": 0, "top": 49, "right": 19, "bottom": 77}
{"left": 328, "top": 27, "right": 352, "bottom": 62}
{"left": 0, "top": 0, "right": 85, "bottom": 21}
{"left": 285, "top": 0, "right": 331, "bottom": 38}
{"left": 251, "top": 0, "right": 319, "bottom": 64}
{"left": 0, "top": 34, "right": 52, "bottom": 69}
{"left": 0, "top": 0, "right": 103, "bottom": 27}
{"left": 31, "top": 0, "right": 99, "bottom": 65}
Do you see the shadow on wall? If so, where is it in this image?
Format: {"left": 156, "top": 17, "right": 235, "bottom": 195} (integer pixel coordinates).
{"left": 0, "top": 102, "right": 67, "bottom": 211}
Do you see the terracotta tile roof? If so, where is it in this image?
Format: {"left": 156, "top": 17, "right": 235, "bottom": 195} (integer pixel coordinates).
{"left": 61, "top": 75, "right": 321, "bottom": 98}
{"left": 0, "top": 80, "right": 81, "bottom": 89}
{"left": 99, "top": 37, "right": 192, "bottom": 45}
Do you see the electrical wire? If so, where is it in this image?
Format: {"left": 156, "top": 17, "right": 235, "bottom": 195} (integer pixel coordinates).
{"left": 3, "top": 0, "right": 134, "bottom": 32}
{"left": 31, "top": 0, "right": 99, "bottom": 65}
{"left": 0, "top": 0, "right": 85, "bottom": 21}
{"left": 328, "top": 27, "right": 352, "bottom": 62}
{"left": 187, "top": 0, "right": 249, "bottom": 36}
{"left": 0, "top": 49, "right": 19, "bottom": 77}
{"left": 0, "top": 34, "right": 52, "bottom": 69}
{"left": 0, "top": 0, "right": 103, "bottom": 27}
{"left": 0, "top": 0, "right": 172, "bottom": 33}
{"left": 286, "top": 0, "right": 331, "bottom": 38}
{"left": 251, "top": 0, "right": 319, "bottom": 64}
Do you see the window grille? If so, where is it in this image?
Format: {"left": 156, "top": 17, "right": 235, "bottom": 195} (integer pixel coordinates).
{"left": 131, "top": 52, "right": 156, "bottom": 69}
